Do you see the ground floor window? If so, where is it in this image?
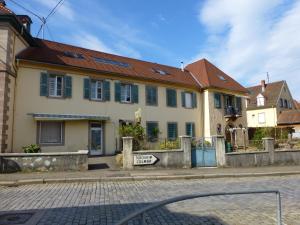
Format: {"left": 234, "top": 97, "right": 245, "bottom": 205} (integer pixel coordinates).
{"left": 38, "top": 121, "right": 64, "bottom": 145}
{"left": 185, "top": 122, "right": 195, "bottom": 137}
{"left": 146, "top": 121, "right": 159, "bottom": 142}
{"left": 167, "top": 122, "right": 178, "bottom": 141}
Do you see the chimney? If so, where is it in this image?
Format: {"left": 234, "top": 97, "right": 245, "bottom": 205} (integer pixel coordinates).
{"left": 261, "top": 80, "right": 266, "bottom": 92}
{"left": 181, "top": 62, "right": 184, "bottom": 72}
{"left": 0, "top": 0, "right": 6, "bottom": 7}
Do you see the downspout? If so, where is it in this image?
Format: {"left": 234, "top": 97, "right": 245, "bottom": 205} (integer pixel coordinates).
{"left": 11, "top": 58, "right": 19, "bottom": 152}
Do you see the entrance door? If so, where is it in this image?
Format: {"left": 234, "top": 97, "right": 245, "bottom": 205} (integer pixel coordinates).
{"left": 90, "top": 123, "right": 103, "bottom": 156}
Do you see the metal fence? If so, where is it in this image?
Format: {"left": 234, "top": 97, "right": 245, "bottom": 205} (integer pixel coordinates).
{"left": 247, "top": 140, "right": 265, "bottom": 151}
{"left": 191, "top": 137, "right": 216, "bottom": 149}
{"left": 275, "top": 139, "right": 300, "bottom": 150}
{"left": 115, "top": 190, "right": 282, "bottom": 225}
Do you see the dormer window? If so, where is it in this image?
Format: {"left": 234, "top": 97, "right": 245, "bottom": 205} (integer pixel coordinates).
{"left": 257, "top": 94, "right": 265, "bottom": 106}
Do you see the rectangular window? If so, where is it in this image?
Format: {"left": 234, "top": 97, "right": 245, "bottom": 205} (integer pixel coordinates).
{"left": 258, "top": 112, "right": 266, "bottom": 124}
{"left": 236, "top": 97, "right": 242, "bottom": 112}
{"left": 121, "top": 84, "right": 131, "bottom": 103}
{"left": 280, "top": 98, "right": 283, "bottom": 107}
{"left": 185, "top": 92, "right": 192, "bottom": 108}
{"left": 146, "top": 86, "right": 157, "bottom": 106}
{"left": 284, "top": 99, "right": 288, "bottom": 108}
{"left": 38, "top": 121, "right": 64, "bottom": 145}
{"left": 214, "top": 93, "right": 222, "bottom": 108}
{"left": 146, "top": 122, "right": 159, "bottom": 141}
{"left": 167, "top": 122, "right": 178, "bottom": 140}
{"left": 186, "top": 122, "right": 195, "bottom": 137}
{"left": 166, "top": 89, "right": 177, "bottom": 107}
{"left": 48, "top": 75, "right": 63, "bottom": 97}
{"left": 90, "top": 80, "right": 103, "bottom": 100}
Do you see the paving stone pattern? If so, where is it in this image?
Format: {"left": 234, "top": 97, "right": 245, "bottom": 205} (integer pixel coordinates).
{"left": 0, "top": 176, "right": 300, "bottom": 225}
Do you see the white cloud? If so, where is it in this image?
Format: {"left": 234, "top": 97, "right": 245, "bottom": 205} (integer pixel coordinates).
{"left": 197, "top": 0, "right": 300, "bottom": 99}
{"left": 70, "top": 33, "right": 115, "bottom": 54}
{"left": 33, "top": 0, "right": 74, "bottom": 21}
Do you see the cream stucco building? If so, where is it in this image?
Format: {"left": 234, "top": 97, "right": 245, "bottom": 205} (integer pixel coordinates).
{"left": 0, "top": 2, "right": 249, "bottom": 155}
{"left": 247, "top": 80, "right": 295, "bottom": 128}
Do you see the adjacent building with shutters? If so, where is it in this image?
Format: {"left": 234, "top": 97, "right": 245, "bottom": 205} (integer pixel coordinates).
{"left": 0, "top": 2, "right": 249, "bottom": 155}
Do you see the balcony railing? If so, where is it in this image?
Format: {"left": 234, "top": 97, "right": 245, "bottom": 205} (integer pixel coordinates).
{"left": 224, "top": 106, "right": 242, "bottom": 118}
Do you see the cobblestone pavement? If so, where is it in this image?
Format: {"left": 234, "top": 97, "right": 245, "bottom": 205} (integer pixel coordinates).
{"left": 0, "top": 175, "right": 299, "bottom": 225}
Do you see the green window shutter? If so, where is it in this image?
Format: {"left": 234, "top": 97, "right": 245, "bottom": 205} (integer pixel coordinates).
{"left": 103, "top": 80, "right": 110, "bottom": 101}
{"left": 214, "top": 93, "right": 221, "bottom": 108}
{"left": 167, "top": 89, "right": 177, "bottom": 107}
{"left": 83, "top": 78, "right": 90, "bottom": 99}
{"left": 181, "top": 92, "right": 186, "bottom": 107}
{"left": 186, "top": 123, "right": 195, "bottom": 137}
{"left": 185, "top": 123, "right": 190, "bottom": 136}
{"left": 168, "top": 123, "right": 177, "bottom": 140}
{"left": 114, "top": 82, "right": 121, "bottom": 102}
{"left": 192, "top": 93, "right": 197, "bottom": 108}
{"left": 40, "top": 72, "right": 48, "bottom": 96}
{"left": 192, "top": 123, "right": 195, "bottom": 137}
{"left": 64, "top": 76, "right": 72, "bottom": 98}
{"left": 132, "top": 84, "right": 139, "bottom": 103}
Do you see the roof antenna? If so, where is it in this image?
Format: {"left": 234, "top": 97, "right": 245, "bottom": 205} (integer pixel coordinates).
{"left": 266, "top": 72, "right": 270, "bottom": 83}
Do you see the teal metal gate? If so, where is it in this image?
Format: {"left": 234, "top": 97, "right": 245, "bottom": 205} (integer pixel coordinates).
{"left": 192, "top": 137, "right": 217, "bottom": 167}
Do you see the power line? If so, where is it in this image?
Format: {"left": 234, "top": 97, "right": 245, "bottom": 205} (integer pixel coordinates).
{"left": 7, "top": 0, "right": 43, "bottom": 22}
{"left": 36, "top": 0, "right": 66, "bottom": 38}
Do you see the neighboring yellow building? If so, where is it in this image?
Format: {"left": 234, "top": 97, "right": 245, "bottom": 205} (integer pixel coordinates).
{"left": 0, "top": 3, "right": 249, "bottom": 155}
{"left": 247, "top": 80, "right": 295, "bottom": 128}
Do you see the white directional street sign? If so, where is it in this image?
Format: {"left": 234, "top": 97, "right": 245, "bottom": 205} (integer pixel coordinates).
{"left": 133, "top": 154, "right": 158, "bottom": 165}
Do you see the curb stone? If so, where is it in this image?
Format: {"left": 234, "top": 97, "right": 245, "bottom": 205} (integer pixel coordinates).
{"left": 0, "top": 171, "right": 300, "bottom": 186}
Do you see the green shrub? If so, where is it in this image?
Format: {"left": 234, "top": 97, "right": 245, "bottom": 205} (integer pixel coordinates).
{"left": 159, "top": 139, "right": 180, "bottom": 150}
{"left": 23, "top": 144, "right": 41, "bottom": 153}
{"left": 119, "top": 123, "right": 145, "bottom": 151}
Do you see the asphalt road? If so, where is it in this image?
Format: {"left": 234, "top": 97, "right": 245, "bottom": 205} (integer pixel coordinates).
{"left": 0, "top": 175, "right": 299, "bottom": 225}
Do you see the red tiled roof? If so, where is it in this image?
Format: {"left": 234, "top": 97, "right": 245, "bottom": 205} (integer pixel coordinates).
{"left": 185, "top": 59, "right": 248, "bottom": 94}
{"left": 247, "top": 81, "right": 284, "bottom": 110}
{"left": 293, "top": 100, "right": 300, "bottom": 110}
{"left": 278, "top": 110, "right": 300, "bottom": 125}
{"left": 17, "top": 38, "right": 200, "bottom": 89}
{"left": 0, "top": 3, "right": 13, "bottom": 15}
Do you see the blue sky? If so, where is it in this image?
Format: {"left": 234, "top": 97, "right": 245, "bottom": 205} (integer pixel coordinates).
{"left": 7, "top": 0, "right": 300, "bottom": 99}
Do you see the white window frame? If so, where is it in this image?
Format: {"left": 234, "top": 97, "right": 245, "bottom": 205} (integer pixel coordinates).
{"left": 256, "top": 94, "right": 265, "bottom": 106}
{"left": 38, "top": 121, "right": 64, "bottom": 145}
{"left": 258, "top": 112, "right": 266, "bottom": 124}
{"left": 121, "top": 84, "right": 131, "bottom": 103}
{"left": 185, "top": 92, "right": 192, "bottom": 108}
{"left": 49, "top": 75, "right": 63, "bottom": 97}
{"left": 90, "top": 80, "right": 103, "bottom": 100}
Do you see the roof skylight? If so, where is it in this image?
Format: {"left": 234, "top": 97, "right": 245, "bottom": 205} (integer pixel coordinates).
{"left": 64, "top": 51, "right": 84, "bottom": 59}
{"left": 153, "top": 68, "right": 169, "bottom": 75}
{"left": 218, "top": 75, "right": 226, "bottom": 81}
{"left": 93, "top": 57, "right": 130, "bottom": 68}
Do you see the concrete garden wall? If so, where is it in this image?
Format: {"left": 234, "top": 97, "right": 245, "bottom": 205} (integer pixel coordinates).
{"left": 0, "top": 150, "right": 88, "bottom": 173}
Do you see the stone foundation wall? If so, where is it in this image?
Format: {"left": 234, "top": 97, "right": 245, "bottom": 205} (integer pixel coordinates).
{"left": 0, "top": 150, "right": 88, "bottom": 173}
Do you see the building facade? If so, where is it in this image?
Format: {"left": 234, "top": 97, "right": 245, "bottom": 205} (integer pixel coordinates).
{"left": 0, "top": 2, "right": 249, "bottom": 155}
{"left": 247, "top": 80, "right": 295, "bottom": 128}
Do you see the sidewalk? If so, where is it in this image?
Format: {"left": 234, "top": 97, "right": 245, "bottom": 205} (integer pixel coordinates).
{"left": 1, "top": 165, "right": 300, "bottom": 186}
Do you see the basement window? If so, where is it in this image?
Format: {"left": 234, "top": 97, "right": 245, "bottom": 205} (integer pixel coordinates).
{"left": 93, "top": 57, "right": 130, "bottom": 68}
